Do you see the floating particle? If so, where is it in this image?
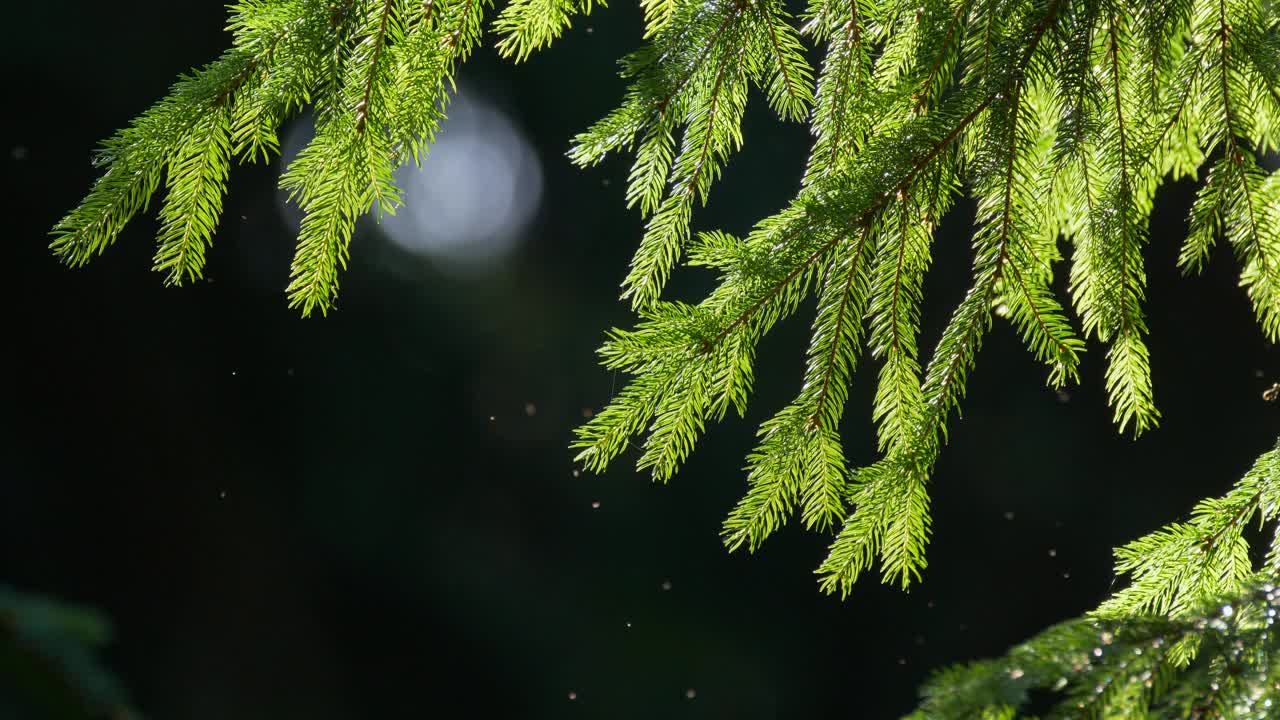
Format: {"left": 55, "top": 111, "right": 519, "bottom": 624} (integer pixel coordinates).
{"left": 685, "top": 688, "right": 696, "bottom": 700}
{"left": 572, "top": 469, "right": 581, "bottom": 478}
{"left": 525, "top": 402, "right": 537, "bottom": 416}
{"left": 567, "top": 691, "right": 577, "bottom": 701}
{"left": 286, "top": 368, "right": 295, "bottom": 377}
{"left": 488, "top": 415, "right": 496, "bottom": 422}
{"left": 625, "top": 621, "right": 632, "bottom": 628}
{"left": 1048, "top": 549, "right": 1057, "bottom": 558}
{"left": 661, "top": 580, "right": 672, "bottom": 591}
{"left": 581, "top": 407, "right": 594, "bottom": 418}
{"left": 11, "top": 145, "right": 27, "bottom": 161}
{"left": 1055, "top": 389, "right": 1071, "bottom": 404}
{"left": 897, "top": 657, "right": 908, "bottom": 666}
{"left": 219, "top": 490, "right": 227, "bottom": 499}
{"left": 591, "top": 501, "right": 601, "bottom": 509}
{"left": 1003, "top": 511, "right": 1015, "bottom": 521}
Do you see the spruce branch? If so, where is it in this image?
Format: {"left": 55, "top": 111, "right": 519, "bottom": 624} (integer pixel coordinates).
{"left": 909, "top": 437, "right": 1280, "bottom": 719}
{"left": 53, "top": 0, "right": 1280, "bottom": 599}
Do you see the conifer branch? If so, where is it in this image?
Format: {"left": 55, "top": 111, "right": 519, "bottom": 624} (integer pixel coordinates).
{"left": 355, "top": 0, "right": 395, "bottom": 134}
{"left": 53, "top": 0, "right": 1280, "bottom": 602}
{"left": 802, "top": 0, "right": 869, "bottom": 182}
{"left": 907, "top": 438, "right": 1280, "bottom": 718}
{"left": 914, "top": 0, "right": 971, "bottom": 111}
{"left": 808, "top": 228, "right": 872, "bottom": 432}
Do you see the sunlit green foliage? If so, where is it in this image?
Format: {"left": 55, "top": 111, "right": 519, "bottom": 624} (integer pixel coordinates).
{"left": 49, "top": 0, "right": 1280, "bottom": 713}
{"left": 571, "top": 0, "right": 1280, "bottom": 599}
{"left": 52, "top": 0, "right": 489, "bottom": 315}
{"left": 908, "top": 438, "right": 1280, "bottom": 719}
{"left": 53, "top": 0, "right": 1279, "bottom": 599}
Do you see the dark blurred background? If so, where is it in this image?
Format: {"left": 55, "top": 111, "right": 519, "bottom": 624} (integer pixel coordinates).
{"left": 3, "top": 2, "right": 1276, "bottom": 718}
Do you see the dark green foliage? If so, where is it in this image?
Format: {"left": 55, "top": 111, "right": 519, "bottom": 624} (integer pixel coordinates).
{"left": 0, "top": 587, "right": 138, "bottom": 720}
